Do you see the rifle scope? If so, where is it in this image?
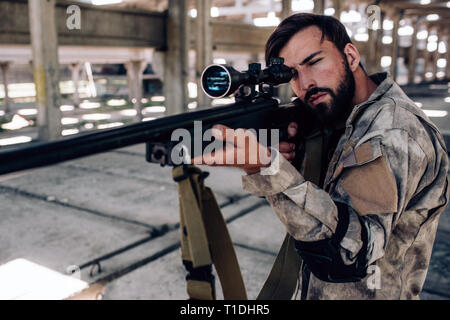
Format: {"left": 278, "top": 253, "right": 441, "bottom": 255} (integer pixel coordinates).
{"left": 201, "top": 57, "right": 292, "bottom": 99}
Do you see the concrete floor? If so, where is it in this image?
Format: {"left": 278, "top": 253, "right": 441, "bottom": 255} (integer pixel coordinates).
{"left": 0, "top": 141, "right": 448, "bottom": 300}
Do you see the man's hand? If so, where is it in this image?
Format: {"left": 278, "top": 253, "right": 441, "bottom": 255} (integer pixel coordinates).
{"left": 279, "top": 122, "right": 298, "bottom": 162}
{"left": 193, "top": 124, "right": 272, "bottom": 175}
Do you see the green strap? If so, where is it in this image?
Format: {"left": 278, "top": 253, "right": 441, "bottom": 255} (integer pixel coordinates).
{"left": 257, "top": 130, "right": 324, "bottom": 300}
{"left": 303, "top": 130, "right": 324, "bottom": 185}
{"left": 202, "top": 187, "right": 247, "bottom": 300}
{"left": 257, "top": 233, "right": 301, "bottom": 300}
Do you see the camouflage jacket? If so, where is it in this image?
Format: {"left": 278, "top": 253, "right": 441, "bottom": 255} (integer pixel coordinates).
{"left": 242, "top": 72, "right": 449, "bottom": 299}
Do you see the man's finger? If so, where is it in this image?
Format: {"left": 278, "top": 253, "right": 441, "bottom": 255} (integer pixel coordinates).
{"left": 279, "top": 142, "right": 295, "bottom": 153}
{"left": 288, "top": 122, "right": 298, "bottom": 138}
{"left": 281, "top": 151, "right": 295, "bottom": 161}
{"left": 211, "top": 124, "right": 231, "bottom": 142}
{"left": 192, "top": 154, "right": 206, "bottom": 165}
{"left": 198, "top": 145, "right": 240, "bottom": 166}
{"left": 212, "top": 125, "right": 259, "bottom": 150}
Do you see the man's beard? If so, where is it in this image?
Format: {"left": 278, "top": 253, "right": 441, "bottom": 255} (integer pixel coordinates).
{"left": 304, "top": 59, "right": 356, "bottom": 126}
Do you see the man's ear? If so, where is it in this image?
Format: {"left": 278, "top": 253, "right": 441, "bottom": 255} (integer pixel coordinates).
{"left": 343, "top": 43, "right": 360, "bottom": 72}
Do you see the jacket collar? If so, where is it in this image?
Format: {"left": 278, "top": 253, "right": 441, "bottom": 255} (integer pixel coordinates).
{"left": 346, "top": 72, "right": 394, "bottom": 126}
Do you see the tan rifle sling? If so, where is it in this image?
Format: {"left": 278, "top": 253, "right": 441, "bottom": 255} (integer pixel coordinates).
{"left": 172, "top": 131, "right": 323, "bottom": 300}
{"left": 173, "top": 165, "right": 247, "bottom": 300}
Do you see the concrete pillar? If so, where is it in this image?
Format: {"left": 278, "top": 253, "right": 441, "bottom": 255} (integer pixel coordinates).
{"left": 278, "top": 0, "right": 293, "bottom": 104}
{"left": 374, "top": 11, "right": 385, "bottom": 73}
{"left": 195, "top": 0, "right": 212, "bottom": 109}
{"left": 446, "top": 31, "right": 450, "bottom": 80}
{"left": 164, "top": 0, "right": 189, "bottom": 115}
{"left": 125, "top": 61, "right": 147, "bottom": 121}
{"left": 431, "top": 30, "right": 441, "bottom": 82}
{"left": 84, "top": 62, "right": 97, "bottom": 98}
{"left": 422, "top": 26, "right": 433, "bottom": 82}
{"left": 69, "top": 62, "right": 81, "bottom": 108}
{"left": 28, "top": 0, "right": 61, "bottom": 141}
{"left": 407, "top": 18, "right": 419, "bottom": 84}
{"left": 332, "top": 0, "right": 343, "bottom": 20}
{"left": 367, "top": 27, "right": 378, "bottom": 75}
{"left": 0, "top": 62, "right": 11, "bottom": 114}
{"left": 313, "top": 0, "right": 325, "bottom": 15}
{"left": 390, "top": 9, "right": 403, "bottom": 81}
{"left": 437, "top": 36, "right": 446, "bottom": 81}
{"left": 421, "top": 49, "right": 430, "bottom": 83}
{"left": 281, "top": 0, "right": 292, "bottom": 20}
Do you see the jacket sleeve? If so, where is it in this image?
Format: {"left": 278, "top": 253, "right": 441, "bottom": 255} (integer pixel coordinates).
{"left": 242, "top": 128, "right": 428, "bottom": 283}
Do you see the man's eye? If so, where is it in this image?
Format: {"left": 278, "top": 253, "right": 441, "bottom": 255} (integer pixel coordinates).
{"left": 309, "top": 58, "right": 322, "bottom": 66}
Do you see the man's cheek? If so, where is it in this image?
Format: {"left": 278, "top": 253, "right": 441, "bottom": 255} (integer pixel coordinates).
{"left": 316, "top": 66, "right": 341, "bottom": 90}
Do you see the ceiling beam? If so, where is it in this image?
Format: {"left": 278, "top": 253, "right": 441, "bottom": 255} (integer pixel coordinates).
{"left": 404, "top": 8, "right": 450, "bottom": 15}
{"left": 0, "top": 0, "right": 275, "bottom": 60}
{"left": 0, "top": 0, "right": 166, "bottom": 48}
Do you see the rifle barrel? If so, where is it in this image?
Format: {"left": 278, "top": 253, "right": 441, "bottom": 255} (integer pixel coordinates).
{"left": 0, "top": 99, "right": 278, "bottom": 175}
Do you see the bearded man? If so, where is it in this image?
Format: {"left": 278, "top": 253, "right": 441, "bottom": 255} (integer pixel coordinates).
{"left": 201, "top": 13, "right": 449, "bottom": 299}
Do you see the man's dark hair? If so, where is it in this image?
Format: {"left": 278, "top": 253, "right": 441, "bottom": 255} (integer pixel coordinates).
{"left": 265, "top": 13, "right": 364, "bottom": 71}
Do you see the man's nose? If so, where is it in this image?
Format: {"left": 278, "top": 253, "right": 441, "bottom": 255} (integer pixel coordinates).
{"left": 293, "top": 68, "right": 316, "bottom": 100}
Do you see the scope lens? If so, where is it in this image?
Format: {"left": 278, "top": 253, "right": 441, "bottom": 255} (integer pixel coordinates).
{"left": 201, "top": 65, "right": 231, "bottom": 98}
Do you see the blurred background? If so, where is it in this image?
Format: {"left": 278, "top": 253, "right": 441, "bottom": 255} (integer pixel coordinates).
{"left": 0, "top": 0, "right": 448, "bottom": 148}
